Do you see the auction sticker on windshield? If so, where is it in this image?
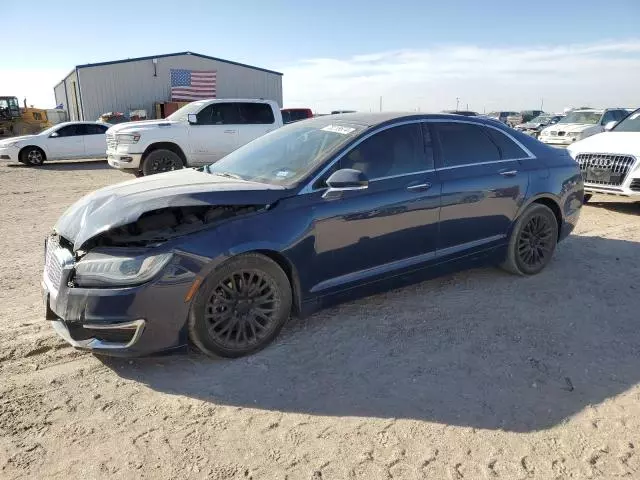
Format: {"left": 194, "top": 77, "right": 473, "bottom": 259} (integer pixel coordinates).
{"left": 321, "top": 125, "right": 356, "bottom": 135}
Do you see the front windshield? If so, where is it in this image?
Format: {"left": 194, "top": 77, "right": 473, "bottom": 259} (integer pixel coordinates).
{"left": 207, "top": 120, "right": 364, "bottom": 187}
{"left": 36, "top": 124, "right": 62, "bottom": 136}
{"left": 529, "top": 115, "right": 550, "bottom": 124}
{"left": 612, "top": 109, "right": 639, "bottom": 132}
{"left": 558, "top": 111, "right": 601, "bottom": 125}
{"left": 166, "top": 101, "right": 207, "bottom": 122}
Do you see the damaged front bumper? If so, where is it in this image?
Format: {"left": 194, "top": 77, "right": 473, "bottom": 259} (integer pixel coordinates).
{"left": 42, "top": 238, "right": 204, "bottom": 357}
{"left": 49, "top": 318, "right": 146, "bottom": 350}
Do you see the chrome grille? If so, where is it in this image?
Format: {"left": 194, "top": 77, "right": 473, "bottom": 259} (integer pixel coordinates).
{"left": 44, "top": 236, "right": 74, "bottom": 290}
{"left": 556, "top": 131, "right": 566, "bottom": 137}
{"left": 106, "top": 133, "right": 117, "bottom": 150}
{"left": 45, "top": 236, "right": 62, "bottom": 286}
{"left": 576, "top": 153, "right": 636, "bottom": 186}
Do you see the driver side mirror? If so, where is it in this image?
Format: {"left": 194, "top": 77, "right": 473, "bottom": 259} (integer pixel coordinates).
{"left": 187, "top": 113, "right": 198, "bottom": 125}
{"left": 49, "top": 131, "right": 59, "bottom": 138}
{"left": 323, "top": 168, "right": 368, "bottom": 199}
{"left": 604, "top": 121, "right": 617, "bottom": 131}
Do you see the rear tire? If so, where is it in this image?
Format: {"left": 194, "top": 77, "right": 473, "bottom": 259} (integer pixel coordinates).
{"left": 141, "top": 149, "right": 184, "bottom": 176}
{"left": 188, "top": 254, "right": 293, "bottom": 358}
{"left": 583, "top": 193, "right": 593, "bottom": 204}
{"left": 20, "top": 147, "right": 45, "bottom": 166}
{"left": 501, "top": 203, "right": 558, "bottom": 276}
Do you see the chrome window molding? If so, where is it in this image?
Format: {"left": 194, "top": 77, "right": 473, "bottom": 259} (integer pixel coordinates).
{"left": 298, "top": 118, "right": 537, "bottom": 195}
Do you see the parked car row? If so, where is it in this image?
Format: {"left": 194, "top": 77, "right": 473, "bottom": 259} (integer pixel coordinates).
{"left": 0, "top": 122, "right": 109, "bottom": 165}
{"left": 568, "top": 108, "right": 640, "bottom": 201}
{"left": 514, "top": 114, "right": 564, "bottom": 138}
{"left": 538, "top": 108, "right": 629, "bottom": 147}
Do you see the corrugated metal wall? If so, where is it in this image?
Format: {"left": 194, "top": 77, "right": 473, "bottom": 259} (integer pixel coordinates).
{"left": 75, "top": 54, "right": 283, "bottom": 121}
{"left": 53, "top": 82, "right": 66, "bottom": 111}
{"left": 60, "top": 71, "right": 82, "bottom": 121}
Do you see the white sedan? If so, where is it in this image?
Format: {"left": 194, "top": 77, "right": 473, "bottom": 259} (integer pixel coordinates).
{"left": 0, "top": 121, "right": 110, "bottom": 166}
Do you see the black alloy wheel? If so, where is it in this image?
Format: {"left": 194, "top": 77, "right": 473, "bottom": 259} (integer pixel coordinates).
{"left": 141, "top": 149, "right": 184, "bottom": 176}
{"left": 205, "top": 270, "right": 279, "bottom": 349}
{"left": 188, "top": 254, "right": 292, "bottom": 358}
{"left": 501, "top": 203, "right": 558, "bottom": 276}
{"left": 517, "top": 213, "right": 554, "bottom": 269}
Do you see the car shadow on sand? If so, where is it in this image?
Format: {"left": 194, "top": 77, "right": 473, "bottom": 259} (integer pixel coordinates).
{"left": 587, "top": 198, "right": 640, "bottom": 215}
{"left": 102, "top": 234, "right": 640, "bottom": 433}
{"left": 5, "top": 159, "right": 110, "bottom": 171}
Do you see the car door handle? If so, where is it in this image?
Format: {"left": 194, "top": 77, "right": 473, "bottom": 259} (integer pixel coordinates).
{"left": 499, "top": 170, "right": 518, "bottom": 177}
{"left": 407, "top": 182, "right": 432, "bottom": 192}
{"left": 224, "top": 129, "right": 237, "bottom": 134}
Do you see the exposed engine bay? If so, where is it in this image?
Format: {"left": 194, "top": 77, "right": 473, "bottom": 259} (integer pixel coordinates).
{"left": 84, "top": 205, "right": 264, "bottom": 250}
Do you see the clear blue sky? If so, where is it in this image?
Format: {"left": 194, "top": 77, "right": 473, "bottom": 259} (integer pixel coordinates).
{"left": 5, "top": 0, "right": 640, "bottom": 112}
{"left": 6, "top": 0, "right": 640, "bottom": 70}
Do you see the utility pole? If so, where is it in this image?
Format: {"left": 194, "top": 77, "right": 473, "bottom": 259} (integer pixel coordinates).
{"left": 379, "top": 96, "right": 382, "bottom": 112}
{"left": 466, "top": 103, "right": 469, "bottom": 111}
{"left": 541, "top": 97, "right": 544, "bottom": 110}
{"left": 456, "top": 97, "right": 460, "bottom": 110}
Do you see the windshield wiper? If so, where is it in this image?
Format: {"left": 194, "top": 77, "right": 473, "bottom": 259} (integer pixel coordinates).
{"left": 212, "top": 171, "right": 243, "bottom": 180}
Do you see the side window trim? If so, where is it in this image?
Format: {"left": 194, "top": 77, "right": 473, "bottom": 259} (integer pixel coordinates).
{"left": 298, "top": 118, "right": 536, "bottom": 195}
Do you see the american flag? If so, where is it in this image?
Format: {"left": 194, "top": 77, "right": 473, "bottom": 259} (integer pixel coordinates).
{"left": 170, "top": 69, "right": 217, "bottom": 101}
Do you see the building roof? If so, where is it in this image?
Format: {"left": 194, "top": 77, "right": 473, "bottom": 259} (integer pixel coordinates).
{"left": 69, "top": 51, "right": 283, "bottom": 76}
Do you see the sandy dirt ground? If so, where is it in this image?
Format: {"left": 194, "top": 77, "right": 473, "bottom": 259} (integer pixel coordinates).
{"left": 1, "top": 159, "right": 640, "bottom": 480}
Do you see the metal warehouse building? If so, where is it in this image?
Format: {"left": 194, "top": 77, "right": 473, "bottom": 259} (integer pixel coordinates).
{"left": 54, "top": 51, "right": 283, "bottom": 121}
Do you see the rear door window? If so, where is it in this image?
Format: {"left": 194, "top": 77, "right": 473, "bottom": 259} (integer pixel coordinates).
{"left": 85, "top": 124, "right": 108, "bottom": 135}
{"left": 484, "top": 127, "right": 529, "bottom": 159}
{"left": 434, "top": 122, "right": 501, "bottom": 167}
{"left": 238, "top": 103, "right": 275, "bottom": 124}
{"left": 197, "top": 103, "right": 242, "bottom": 125}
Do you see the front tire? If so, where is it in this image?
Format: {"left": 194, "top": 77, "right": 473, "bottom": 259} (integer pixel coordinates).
{"left": 141, "top": 149, "right": 184, "bottom": 176}
{"left": 20, "top": 147, "right": 45, "bottom": 166}
{"left": 501, "top": 203, "right": 558, "bottom": 276}
{"left": 188, "top": 254, "right": 293, "bottom": 358}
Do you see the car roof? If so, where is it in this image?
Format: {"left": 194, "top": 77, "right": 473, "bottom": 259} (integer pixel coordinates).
{"left": 571, "top": 109, "right": 603, "bottom": 113}
{"left": 56, "top": 121, "right": 108, "bottom": 126}
{"left": 314, "top": 112, "right": 509, "bottom": 128}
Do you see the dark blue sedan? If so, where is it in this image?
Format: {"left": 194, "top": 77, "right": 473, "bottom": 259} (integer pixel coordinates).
{"left": 43, "top": 113, "right": 583, "bottom": 358}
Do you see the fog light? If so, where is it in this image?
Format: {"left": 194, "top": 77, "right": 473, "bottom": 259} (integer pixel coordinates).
{"left": 120, "top": 156, "right": 133, "bottom": 162}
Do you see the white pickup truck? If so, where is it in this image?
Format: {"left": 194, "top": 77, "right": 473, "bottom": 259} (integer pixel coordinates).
{"left": 106, "top": 99, "right": 282, "bottom": 175}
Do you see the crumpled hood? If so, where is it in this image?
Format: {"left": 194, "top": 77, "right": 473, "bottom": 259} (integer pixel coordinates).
{"left": 568, "top": 132, "right": 640, "bottom": 157}
{"left": 0, "top": 134, "right": 35, "bottom": 146}
{"left": 107, "top": 119, "right": 181, "bottom": 134}
{"left": 55, "top": 168, "right": 289, "bottom": 251}
{"left": 517, "top": 122, "right": 543, "bottom": 129}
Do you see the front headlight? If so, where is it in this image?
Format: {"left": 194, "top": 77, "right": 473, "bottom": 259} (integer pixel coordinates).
{"left": 567, "top": 132, "right": 581, "bottom": 140}
{"left": 3, "top": 141, "right": 21, "bottom": 148}
{"left": 116, "top": 133, "right": 141, "bottom": 144}
{"left": 74, "top": 250, "right": 172, "bottom": 287}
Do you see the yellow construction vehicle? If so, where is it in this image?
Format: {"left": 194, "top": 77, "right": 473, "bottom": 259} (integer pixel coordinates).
{"left": 0, "top": 96, "right": 51, "bottom": 138}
